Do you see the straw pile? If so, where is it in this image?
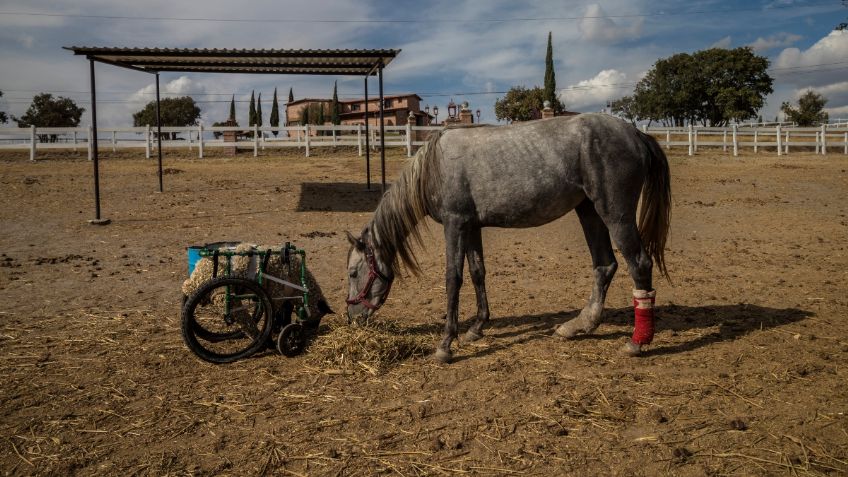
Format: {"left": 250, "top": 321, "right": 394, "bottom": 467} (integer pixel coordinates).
{"left": 307, "top": 320, "right": 436, "bottom": 373}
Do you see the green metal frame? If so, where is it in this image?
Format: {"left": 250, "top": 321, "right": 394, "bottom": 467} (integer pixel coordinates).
{"left": 197, "top": 242, "right": 313, "bottom": 325}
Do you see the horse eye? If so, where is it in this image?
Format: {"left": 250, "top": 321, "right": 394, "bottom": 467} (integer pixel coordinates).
{"left": 349, "top": 270, "right": 357, "bottom": 278}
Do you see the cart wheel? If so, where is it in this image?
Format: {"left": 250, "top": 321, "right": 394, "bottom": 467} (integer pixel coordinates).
{"left": 277, "top": 323, "right": 305, "bottom": 357}
{"left": 181, "top": 276, "right": 274, "bottom": 364}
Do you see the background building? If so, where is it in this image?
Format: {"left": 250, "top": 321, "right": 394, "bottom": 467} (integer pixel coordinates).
{"left": 286, "top": 94, "right": 433, "bottom": 127}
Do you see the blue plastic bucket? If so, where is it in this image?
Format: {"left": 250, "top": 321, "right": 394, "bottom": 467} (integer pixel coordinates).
{"left": 186, "top": 242, "right": 241, "bottom": 276}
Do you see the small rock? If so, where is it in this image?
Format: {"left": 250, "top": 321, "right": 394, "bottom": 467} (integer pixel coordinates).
{"left": 729, "top": 418, "right": 747, "bottom": 431}
{"left": 672, "top": 447, "right": 692, "bottom": 462}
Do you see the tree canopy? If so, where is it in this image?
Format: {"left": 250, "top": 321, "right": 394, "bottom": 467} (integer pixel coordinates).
{"left": 615, "top": 47, "right": 773, "bottom": 126}
{"left": 132, "top": 96, "right": 201, "bottom": 139}
{"left": 14, "top": 93, "right": 84, "bottom": 128}
{"left": 781, "top": 90, "right": 829, "bottom": 126}
{"left": 494, "top": 86, "right": 563, "bottom": 122}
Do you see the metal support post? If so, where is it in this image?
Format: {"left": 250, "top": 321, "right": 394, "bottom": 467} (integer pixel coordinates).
{"left": 378, "top": 61, "right": 386, "bottom": 193}
{"left": 155, "top": 72, "right": 163, "bottom": 193}
{"left": 88, "top": 59, "right": 108, "bottom": 224}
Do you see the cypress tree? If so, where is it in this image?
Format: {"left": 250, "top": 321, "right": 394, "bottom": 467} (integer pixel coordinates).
{"left": 288, "top": 87, "right": 294, "bottom": 103}
{"left": 248, "top": 90, "right": 256, "bottom": 127}
{"left": 544, "top": 32, "right": 559, "bottom": 113}
{"left": 269, "top": 87, "right": 279, "bottom": 136}
{"left": 228, "top": 95, "right": 236, "bottom": 122}
{"left": 257, "top": 92, "right": 263, "bottom": 127}
{"left": 331, "top": 81, "right": 341, "bottom": 125}
{"left": 316, "top": 103, "right": 325, "bottom": 135}
{"left": 301, "top": 104, "right": 309, "bottom": 125}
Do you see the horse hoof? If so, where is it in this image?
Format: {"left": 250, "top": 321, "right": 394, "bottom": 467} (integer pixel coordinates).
{"left": 554, "top": 323, "right": 580, "bottom": 339}
{"left": 433, "top": 348, "right": 452, "bottom": 364}
{"left": 623, "top": 341, "right": 643, "bottom": 357}
{"left": 463, "top": 330, "right": 484, "bottom": 342}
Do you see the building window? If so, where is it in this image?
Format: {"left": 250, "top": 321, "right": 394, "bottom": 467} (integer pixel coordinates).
{"left": 351, "top": 104, "right": 360, "bottom": 112}
{"left": 384, "top": 99, "right": 393, "bottom": 108}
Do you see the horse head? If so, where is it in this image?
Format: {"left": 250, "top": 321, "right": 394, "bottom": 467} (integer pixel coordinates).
{"left": 345, "top": 227, "right": 394, "bottom": 322}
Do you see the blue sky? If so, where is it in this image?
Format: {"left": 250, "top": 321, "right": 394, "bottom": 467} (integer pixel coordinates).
{"left": 0, "top": 0, "right": 846, "bottom": 126}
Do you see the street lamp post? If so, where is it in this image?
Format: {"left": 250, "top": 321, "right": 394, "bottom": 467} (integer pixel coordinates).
{"left": 433, "top": 106, "right": 439, "bottom": 125}
{"left": 476, "top": 109, "right": 481, "bottom": 123}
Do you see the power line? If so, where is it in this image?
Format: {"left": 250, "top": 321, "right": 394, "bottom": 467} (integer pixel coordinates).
{"left": 2, "top": 61, "right": 845, "bottom": 105}
{"left": 0, "top": 1, "right": 838, "bottom": 24}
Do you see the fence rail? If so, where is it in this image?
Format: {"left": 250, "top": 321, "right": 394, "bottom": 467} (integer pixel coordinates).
{"left": 643, "top": 124, "right": 848, "bottom": 156}
{"left": 1, "top": 123, "right": 846, "bottom": 160}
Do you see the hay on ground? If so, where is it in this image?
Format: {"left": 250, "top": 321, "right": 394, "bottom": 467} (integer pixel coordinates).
{"left": 307, "top": 320, "right": 434, "bottom": 373}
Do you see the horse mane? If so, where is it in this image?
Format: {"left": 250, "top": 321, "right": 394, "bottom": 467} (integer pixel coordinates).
{"left": 369, "top": 130, "right": 444, "bottom": 276}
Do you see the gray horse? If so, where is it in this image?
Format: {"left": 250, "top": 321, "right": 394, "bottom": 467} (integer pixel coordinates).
{"left": 346, "top": 113, "right": 671, "bottom": 363}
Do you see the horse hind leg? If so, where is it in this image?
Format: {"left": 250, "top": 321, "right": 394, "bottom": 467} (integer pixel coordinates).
{"left": 463, "top": 227, "right": 489, "bottom": 342}
{"left": 606, "top": 221, "right": 655, "bottom": 356}
{"left": 555, "top": 199, "right": 617, "bottom": 338}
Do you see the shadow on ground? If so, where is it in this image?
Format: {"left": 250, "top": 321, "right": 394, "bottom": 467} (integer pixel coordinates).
{"left": 393, "top": 304, "right": 812, "bottom": 362}
{"left": 297, "top": 182, "right": 382, "bottom": 212}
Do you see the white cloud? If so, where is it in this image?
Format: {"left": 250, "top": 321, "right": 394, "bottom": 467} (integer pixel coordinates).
{"left": 773, "top": 31, "right": 848, "bottom": 120}
{"left": 560, "top": 69, "right": 629, "bottom": 111}
{"left": 129, "top": 76, "right": 206, "bottom": 102}
{"left": 579, "top": 4, "right": 644, "bottom": 44}
{"left": 16, "top": 34, "right": 35, "bottom": 49}
{"left": 774, "top": 30, "right": 848, "bottom": 87}
{"left": 710, "top": 36, "right": 732, "bottom": 49}
{"left": 748, "top": 32, "right": 802, "bottom": 52}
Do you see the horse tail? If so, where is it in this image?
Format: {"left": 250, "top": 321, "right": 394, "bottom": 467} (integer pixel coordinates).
{"left": 637, "top": 131, "right": 672, "bottom": 281}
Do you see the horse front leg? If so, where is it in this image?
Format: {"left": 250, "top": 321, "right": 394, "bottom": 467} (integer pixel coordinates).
{"left": 435, "top": 219, "right": 468, "bottom": 364}
{"left": 464, "top": 226, "right": 489, "bottom": 342}
{"left": 556, "top": 200, "right": 618, "bottom": 338}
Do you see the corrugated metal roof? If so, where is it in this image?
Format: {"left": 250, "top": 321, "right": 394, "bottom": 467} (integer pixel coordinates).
{"left": 63, "top": 47, "right": 400, "bottom": 75}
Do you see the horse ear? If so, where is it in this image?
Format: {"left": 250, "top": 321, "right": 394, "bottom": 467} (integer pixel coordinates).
{"left": 345, "top": 231, "right": 365, "bottom": 251}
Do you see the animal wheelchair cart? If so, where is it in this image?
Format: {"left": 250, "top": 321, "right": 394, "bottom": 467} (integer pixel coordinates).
{"left": 181, "top": 242, "right": 317, "bottom": 363}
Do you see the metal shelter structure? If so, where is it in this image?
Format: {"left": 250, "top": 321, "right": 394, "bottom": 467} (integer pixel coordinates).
{"left": 64, "top": 46, "right": 400, "bottom": 224}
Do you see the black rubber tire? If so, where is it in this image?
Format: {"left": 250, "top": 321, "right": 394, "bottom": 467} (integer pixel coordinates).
{"left": 276, "top": 323, "right": 305, "bottom": 357}
{"left": 181, "top": 276, "right": 274, "bottom": 363}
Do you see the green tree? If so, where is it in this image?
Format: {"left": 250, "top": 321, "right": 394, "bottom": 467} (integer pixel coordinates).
{"left": 288, "top": 87, "right": 294, "bottom": 103}
{"left": 543, "top": 32, "right": 561, "bottom": 113}
{"left": 331, "top": 81, "right": 341, "bottom": 125}
{"left": 256, "top": 92, "right": 263, "bottom": 127}
{"left": 629, "top": 47, "right": 773, "bottom": 126}
{"left": 494, "top": 86, "right": 557, "bottom": 122}
{"left": 15, "top": 93, "right": 84, "bottom": 128}
{"left": 317, "top": 102, "right": 325, "bottom": 125}
{"left": 132, "top": 96, "right": 201, "bottom": 140}
{"left": 0, "top": 91, "right": 8, "bottom": 124}
{"left": 248, "top": 90, "right": 257, "bottom": 127}
{"left": 15, "top": 93, "right": 85, "bottom": 142}
{"left": 610, "top": 96, "right": 639, "bottom": 125}
{"left": 228, "top": 95, "right": 236, "bottom": 122}
{"left": 269, "top": 87, "right": 280, "bottom": 136}
{"left": 781, "top": 90, "right": 829, "bottom": 126}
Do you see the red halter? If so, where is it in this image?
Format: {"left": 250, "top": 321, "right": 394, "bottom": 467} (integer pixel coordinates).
{"left": 346, "top": 246, "right": 392, "bottom": 310}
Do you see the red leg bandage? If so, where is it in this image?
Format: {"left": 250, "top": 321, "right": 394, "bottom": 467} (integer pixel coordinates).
{"left": 631, "top": 289, "right": 656, "bottom": 345}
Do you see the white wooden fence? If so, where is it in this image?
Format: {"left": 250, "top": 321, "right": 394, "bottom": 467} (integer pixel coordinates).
{"left": 0, "top": 124, "right": 444, "bottom": 161}
{"left": 1, "top": 123, "right": 846, "bottom": 160}
{"left": 644, "top": 124, "right": 848, "bottom": 156}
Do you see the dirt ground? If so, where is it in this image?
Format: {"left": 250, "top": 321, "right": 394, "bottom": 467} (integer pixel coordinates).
{"left": 1, "top": 145, "right": 847, "bottom": 476}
